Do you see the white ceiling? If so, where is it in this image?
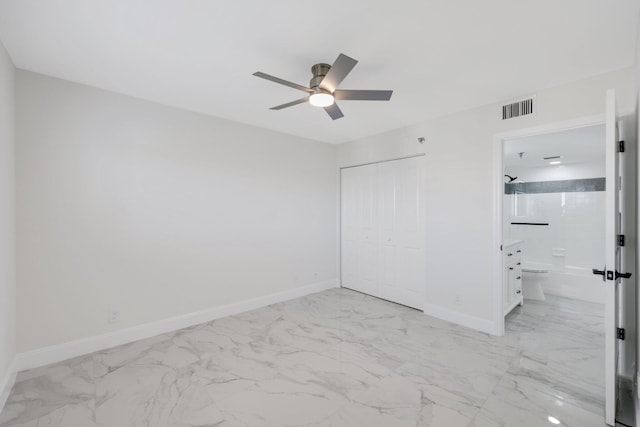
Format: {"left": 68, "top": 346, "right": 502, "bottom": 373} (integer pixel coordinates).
{"left": 0, "top": 1, "right": 638, "bottom": 144}
{"left": 504, "top": 124, "right": 605, "bottom": 168}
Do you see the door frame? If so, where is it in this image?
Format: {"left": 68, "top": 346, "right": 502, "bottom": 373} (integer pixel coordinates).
{"left": 492, "top": 114, "right": 606, "bottom": 336}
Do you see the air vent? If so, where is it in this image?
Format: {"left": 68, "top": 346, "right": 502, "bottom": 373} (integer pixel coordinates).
{"left": 502, "top": 97, "right": 535, "bottom": 120}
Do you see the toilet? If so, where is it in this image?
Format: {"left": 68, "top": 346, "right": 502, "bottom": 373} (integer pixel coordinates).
{"left": 521, "top": 263, "right": 548, "bottom": 301}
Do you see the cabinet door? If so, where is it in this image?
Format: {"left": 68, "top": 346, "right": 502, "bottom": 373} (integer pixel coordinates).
{"left": 378, "top": 157, "right": 425, "bottom": 309}
{"left": 514, "top": 271, "right": 522, "bottom": 300}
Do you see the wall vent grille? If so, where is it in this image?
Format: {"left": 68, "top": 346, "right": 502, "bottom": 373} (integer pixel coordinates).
{"left": 502, "top": 97, "right": 534, "bottom": 120}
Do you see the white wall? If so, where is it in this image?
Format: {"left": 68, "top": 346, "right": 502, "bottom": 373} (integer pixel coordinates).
{"left": 0, "top": 41, "right": 15, "bottom": 403}
{"left": 16, "top": 71, "right": 337, "bottom": 353}
{"left": 337, "top": 68, "right": 634, "bottom": 333}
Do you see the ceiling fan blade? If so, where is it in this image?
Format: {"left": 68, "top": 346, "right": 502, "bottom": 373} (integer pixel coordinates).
{"left": 334, "top": 89, "right": 393, "bottom": 101}
{"left": 253, "top": 72, "right": 312, "bottom": 93}
{"left": 324, "top": 103, "right": 344, "bottom": 120}
{"left": 269, "top": 97, "right": 310, "bottom": 110}
{"left": 319, "top": 54, "right": 358, "bottom": 92}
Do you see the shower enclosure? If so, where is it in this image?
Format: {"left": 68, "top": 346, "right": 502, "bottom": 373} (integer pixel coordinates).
{"left": 503, "top": 173, "right": 606, "bottom": 303}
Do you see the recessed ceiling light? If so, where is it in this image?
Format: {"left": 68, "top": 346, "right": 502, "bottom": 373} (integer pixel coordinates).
{"left": 548, "top": 416, "right": 561, "bottom": 425}
{"left": 549, "top": 161, "right": 561, "bottom": 165}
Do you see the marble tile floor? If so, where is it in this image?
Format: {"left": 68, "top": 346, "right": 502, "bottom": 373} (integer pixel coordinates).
{"left": 0, "top": 288, "right": 611, "bottom": 426}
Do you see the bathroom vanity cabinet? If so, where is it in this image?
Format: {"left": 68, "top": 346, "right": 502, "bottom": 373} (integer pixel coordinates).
{"left": 503, "top": 240, "right": 524, "bottom": 315}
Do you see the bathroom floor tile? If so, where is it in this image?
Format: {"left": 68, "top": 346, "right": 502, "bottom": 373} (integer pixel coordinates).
{"left": 469, "top": 372, "right": 605, "bottom": 427}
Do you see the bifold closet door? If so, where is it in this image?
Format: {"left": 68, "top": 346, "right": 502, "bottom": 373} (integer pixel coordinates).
{"left": 341, "top": 157, "right": 425, "bottom": 310}
{"left": 378, "top": 157, "right": 425, "bottom": 309}
{"left": 340, "top": 163, "right": 379, "bottom": 296}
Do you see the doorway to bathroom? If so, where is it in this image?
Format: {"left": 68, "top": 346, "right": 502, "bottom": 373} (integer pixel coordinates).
{"left": 496, "top": 105, "right": 636, "bottom": 426}
{"left": 503, "top": 124, "right": 607, "bottom": 307}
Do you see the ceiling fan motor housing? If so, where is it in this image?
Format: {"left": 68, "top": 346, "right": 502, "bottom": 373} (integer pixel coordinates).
{"left": 310, "top": 63, "right": 331, "bottom": 91}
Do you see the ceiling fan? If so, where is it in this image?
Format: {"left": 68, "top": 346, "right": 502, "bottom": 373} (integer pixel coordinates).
{"left": 253, "top": 53, "right": 393, "bottom": 120}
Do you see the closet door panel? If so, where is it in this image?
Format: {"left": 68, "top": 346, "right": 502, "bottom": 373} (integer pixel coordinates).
{"left": 378, "top": 160, "right": 399, "bottom": 302}
{"left": 341, "top": 157, "right": 424, "bottom": 308}
{"left": 397, "top": 157, "right": 426, "bottom": 307}
{"left": 341, "top": 163, "right": 378, "bottom": 296}
{"left": 355, "top": 163, "right": 379, "bottom": 296}
{"left": 379, "top": 157, "right": 425, "bottom": 309}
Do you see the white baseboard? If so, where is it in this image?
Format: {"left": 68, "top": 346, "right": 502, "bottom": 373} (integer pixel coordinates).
{"left": 16, "top": 279, "right": 339, "bottom": 372}
{"left": 0, "top": 358, "right": 17, "bottom": 413}
{"left": 423, "top": 302, "right": 499, "bottom": 336}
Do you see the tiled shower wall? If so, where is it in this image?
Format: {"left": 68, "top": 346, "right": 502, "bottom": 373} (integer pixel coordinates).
{"left": 504, "top": 161, "right": 605, "bottom": 272}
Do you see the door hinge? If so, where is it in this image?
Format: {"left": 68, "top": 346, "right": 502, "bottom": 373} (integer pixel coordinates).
{"left": 617, "top": 328, "right": 626, "bottom": 340}
{"left": 618, "top": 234, "right": 625, "bottom": 247}
{"left": 619, "top": 140, "right": 625, "bottom": 153}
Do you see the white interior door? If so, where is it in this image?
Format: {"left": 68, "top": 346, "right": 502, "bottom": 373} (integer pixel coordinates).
{"left": 378, "top": 157, "right": 426, "bottom": 309}
{"left": 358, "top": 163, "right": 380, "bottom": 296}
{"left": 341, "top": 163, "right": 379, "bottom": 296}
{"left": 603, "top": 88, "right": 621, "bottom": 426}
{"left": 341, "top": 156, "right": 426, "bottom": 309}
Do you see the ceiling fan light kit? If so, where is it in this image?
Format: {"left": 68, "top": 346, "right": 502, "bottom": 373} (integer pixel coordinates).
{"left": 253, "top": 53, "right": 393, "bottom": 120}
{"left": 309, "top": 91, "right": 334, "bottom": 107}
